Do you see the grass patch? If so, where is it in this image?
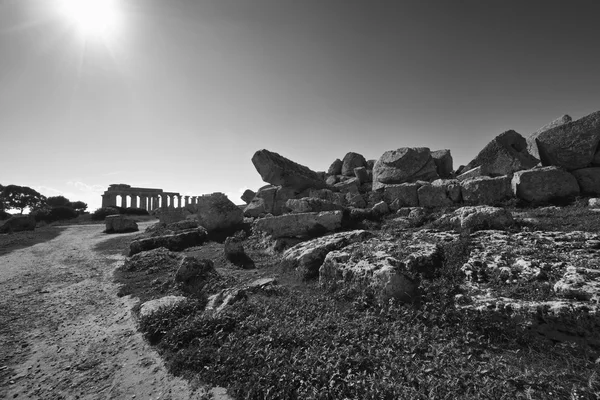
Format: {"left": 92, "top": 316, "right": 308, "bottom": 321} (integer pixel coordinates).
{"left": 515, "top": 203, "right": 600, "bottom": 232}
{"left": 0, "top": 226, "right": 63, "bottom": 256}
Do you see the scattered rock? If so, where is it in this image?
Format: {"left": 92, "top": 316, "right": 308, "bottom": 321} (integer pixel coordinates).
{"left": 174, "top": 256, "right": 217, "bottom": 285}
{"left": 354, "top": 166, "right": 370, "bottom": 184}
{"left": 456, "top": 166, "right": 485, "bottom": 182}
{"left": 327, "top": 159, "right": 343, "bottom": 175}
{"left": 224, "top": 236, "right": 254, "bottom": 268}
{"left": 372, "top": 147, "right": 439, "bottom": 190}
{"left": 285, "top": 197, "right": 344, "bottom": 213}
{"left": 417, "top": 180, "right": 458, "bottom": 208}
{"left": 252, "top": 149, "right": 327, "bottom": 191}
{"left": 527, "top": 114, "right": 572, "bottom": 160}
{"left": 382, "top": 183, "right": 420, "bottom": 208}
{"left": 511, "top": 166, "right": 580, "bottom": 203}
{"left": 166, "top": 219, "right": 199, "bottom": 232}
{"left": 371, "top": 201, "right": 390, "bottom": 216}
{"left": 334, "top": 178, "right": 360, "bottom": 194}
{"left": 589, "top": 198, "right": 600, "bottom": 208}
{"left": 553, "top": 266, "right": 600, "bottom": 301}
{"left": 122, "top": 247, "right": 181, "bottom": 272}
{"left": 460, "top": 176, "right": 512, "bottom": 205}
{"left": 129, "top": 227, "right": 208, "bottom": 256}
{"left": 451, "top": 206, "right": 514, "bottom": 231}
{"left": 253, "top": 211, "right": 343, "bottom": 239}
{"left": 571, "top": 167, "right": 600, "bottom": 195}
{"left": 431, "top": 149, "right": 453, "bottom": 178}
{"left": 105, "top": 215, "right": 138, "bottom": 234}
{"left": 341, "top": 152, "right": 367, "bottom": 176}
{"left": 195, "top": 192, "right": 243, "bottom": 232}
{"left": 241, "top": 189, "right": 256, "bottom": 204}
{"left": 139, "top": 296, "right": 187, "bottom": 318}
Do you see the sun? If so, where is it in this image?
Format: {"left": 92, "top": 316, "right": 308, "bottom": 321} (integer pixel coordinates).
{"left": 59, "top": 0, "right": 120, "bottom": 39}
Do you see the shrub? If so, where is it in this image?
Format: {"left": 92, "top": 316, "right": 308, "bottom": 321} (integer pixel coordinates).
{"left": 91, "top": 207, "right": 121, "bottom": 221}
{"left": 0, "top": 210, "right": 10, "bottom": 220}
{"left": 32, "top": 206, "right": 78, "bottom": 222}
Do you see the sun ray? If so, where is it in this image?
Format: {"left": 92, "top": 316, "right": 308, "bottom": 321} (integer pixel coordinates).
{"left": 59, "top": 0, "right": 120, "bottom": 40}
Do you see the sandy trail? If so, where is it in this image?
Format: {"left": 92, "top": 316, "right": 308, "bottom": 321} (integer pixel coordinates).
{"left": 0, "top": 222, "right": 226, "bottom": 400}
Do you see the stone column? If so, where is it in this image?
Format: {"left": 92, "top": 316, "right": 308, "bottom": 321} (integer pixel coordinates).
{"left": 131, "top": 194, "right": 138, "bottom": 209}
{"left": 139, "top": 195, "right": 147, "bottom": 210}
{"left": 121, "top": 194, "right": 127, "bottom": 208}
{"left": 101, "top": 194, "right": 109, "bottom": 208}
{"left": 178, "top": 195, "right": 182, "bottom": 208}
{"left": 184, "top": 196, "right": 189, "bottom": 207}
{"left": 160, "top": 194, "right": 168, "bottom": 209}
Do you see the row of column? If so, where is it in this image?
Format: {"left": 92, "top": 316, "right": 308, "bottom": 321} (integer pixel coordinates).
{"left": 101, "top": 193, "right": 201, "bottom": 210}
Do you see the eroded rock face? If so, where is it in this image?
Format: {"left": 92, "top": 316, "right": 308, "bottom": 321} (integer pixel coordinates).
{"left": 511, "top": 166, "right": 580, "bottom": 203}
{"left": 460, "top": 176, "right": 512, "bottom": 205}
{"left": 450, "top": 206, "right": 514, "bottom": 231}
{"left": 341, "top": 152, "right": 368, "bottom": 176}
{"left": 571, "top": 167, "right": 600, "bottom": 195}
{"left": 252, "top": 149, "right": 327, "bottom": 191}
{"left": 0, "top": 215, "right": 36, "bottom": 233}
{"left": 253, "top": 211, "right": 343, "bottom": 239}
{"left": 285, "top": 197, "right": 344, "bottom": 213}
{"left": 195, "top": 192, "right": 243, "bottom": 232}
{"left": 123, "top": 247, "right": 181, "bottom": 272}
{"left": 327, "top": 159, "right": 343, "bottom": 175}
{"left": 527, "top": 114, "right": 572, "bottom": 160}
{"left": 175, "top": 256, "right": 217, "bottom": 285}
{"left": 382, "top": 183, "right": 420, "bottom": 208}
{"left": 241, "top": 189, "right": 256, "bottom": 204}
{"left": 463, "top": 130, "right": 539, "bottom": 177}
{"left": 105, "top": 215, "right": 138, "bottom": 234}
{"left": 417, "top": 180, "right": 460, "bottom": 208}
{"left": 128, "top": 227, "right": 208, "bottom": 256}
{"left": 531, "top": 111, "right": 600, "bottom": 170}
{"left": 431, "top": 149, "right": 453, "bottom": 178}
{"left": 372, "top": 148, "right": 439, "bottom": 190}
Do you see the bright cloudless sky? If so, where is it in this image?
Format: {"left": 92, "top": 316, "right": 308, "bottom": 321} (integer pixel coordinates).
{"left": 1, "top": 0, "right": 599, "bottom": 210}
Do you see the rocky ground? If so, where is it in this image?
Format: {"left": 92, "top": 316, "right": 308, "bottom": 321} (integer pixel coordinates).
{"left": 0, "top": 222, "right": 229, "bottom": 400}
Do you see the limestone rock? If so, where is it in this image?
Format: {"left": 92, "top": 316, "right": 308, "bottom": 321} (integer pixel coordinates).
{"left": 286, "top": 197, "right": 344, "bottom": 213}
{"left": 224, "top": 236, "right": 254, "bottom": 268}
{"left": 571, "top": 168, "right": 600, "bottom": 195}
{"left": 252, "top": 149, "right": 327, "bottom": 190}
{"left": 325, "top": 175, "right": 338, "bottom": 186}
{"left": 0, "top": 215, "right": 36, "bottom": 233}
{"left": 105, "top": 215, "right": 138, "bottom": 233}
{"left": 195, "top": 192, "right": 243, "bottom": 232}
{"left": 334, "top": 178, "right": 360, "bottom": 194}
{"left": 589, "top": 198, "right": 600, "bottom": 208}
{"left": 530, "top": 111, "right": 600, "bottom": 170}
{"left": 463, "top": 130, "right": 539, "bottom": 176}
{"left": 594, "top": 148, "right": 600, "bottom": 166}
{"left": 512, "top": 167, "right": 580, "bottom": 203}
{"left": 417, "top": 180, "right": 459, "bottom": 208}
{"left": 175, "top": 256, "right": 217, "bottom": 285}
{"left": 282, "top": 230, "right": 373, "bottom": 280}
{"left": 383, "top": 183, "right": 420, "bottom": 208}
{"left": 346, "top": 193, "right": 367, "bottom": 208}
{"left": 122, "top": 247, "right": 181, "bottom": 272}
{"left": 451, "top": 206, "right": 514, "bottom": 231}
{"left": 128, "top": 227, "right": 208, "bottom": 256}
{"left": 327, "top": 159, "right": 343, "bottom": 175}
{"left": 166, "top": 219, "right": 199, "bottom": 232}
{"left": 371, "top": 201, "right": 390, "bottom": 216}
{"left": 243, "top": 197, "right": 266, "bottom": 218}
{"left": 354, "top": 167, "right": 370, "bottom": 184}
{"left": 241, "top": 189, "right": 256, "bottom": 204}
{"left": 253, "top": 211, "right": 343, "bottom": 239}
{"left": 372, "top": 147, "right": 439, "bottom": 190}
{"left": 460, "top": 176, "right": 512, "bottom": 205}
{"left": 139, "top": 296, "right": 187, "bottom": 318}
{"left": 457, "top": 166, "right": 485, "bottom": 182}
{"left": 527, "top": 114, "right": 572, "bottom": 160}
{"left": 366, "top": 159, "right": 376, "bottom": 170}
{"left": 341, "top": 152, "right": 367, "bottom": 176}
{"left": 431, "top": 149, "right": 453, "bottom": 178}
{"left": 553, "top": 266, "right": 600, "bottom": 301}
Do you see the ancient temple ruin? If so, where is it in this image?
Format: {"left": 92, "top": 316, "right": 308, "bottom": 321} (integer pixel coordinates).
{"left": 101, "top": 184, "right": 199, "bottom": 210}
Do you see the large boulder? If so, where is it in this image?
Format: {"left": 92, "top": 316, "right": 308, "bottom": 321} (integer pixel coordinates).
{"left": 285, "top": 197, "right": 344, "bottom": 213}
{"left": 431, "top": 149, "right": 453, "bottom": 178}
{"left": 372, "top": 147, "right": 439, "bottom": 191}
{"left": 527, "top": 114, "right": 572, "bottom": 160}
{"left": 341, "top": 152, "right": 367, "bottom": 176}
{"left": 450, "top": 206, "right": 514, "bottom": 231}
{"left": 105, "top": 214, "right": 138, "bottom": 233}
{"left": 417, "top": 179, "right": 460, "bottom": 208}
{"left": 463, "top": 130, "right": 539, "bottom": 176}
{"left": 327, "top": 159, "right": 343, "bottom": 175}
{"left": 241, "top": 189, "right": 256, "bottom": 205}
{"left": 571, "top": 168, "right": 600, "bottom": 195}
{"left": 0, "top": 215, "right": 36, "bottom": 233}
{"left": 195, "top": 192, "right": 243, "bottom": 231}
{"left": 511, "top": 166, "right": 580, "bottom": 203}
{"left": 252, "top": 149, "right": 327, "bottom": 191}
{"left": 175, "top": 256, "right": 217, "bottom": 285}
{"left": 139, "top": 296, "right": 187, "bottom": 318}
{"left": 282, "top": 230, "right": 373, "bottom": 280}
{"left": 529, "top": 111, "right": 600, "bottom": 170}
{"left": 253, "top": 211, "right": 343, "bottom": 239}
{"left": 460, "top": 176, "right": 512, "bottom": 205}
{"left": 383, "top": 183, "right": 420, "bottom": 208}
{"left": 128, "top": 227, "right": 208, "bottom": 256}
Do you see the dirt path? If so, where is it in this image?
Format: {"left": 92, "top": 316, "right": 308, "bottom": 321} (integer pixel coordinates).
{"left": 0, "top": 223, "right": 228, "bottom": 400}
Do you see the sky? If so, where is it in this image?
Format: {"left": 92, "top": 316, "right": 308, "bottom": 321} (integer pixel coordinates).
{"left": 1, "top": 0, "right": 599, "bottom": 211}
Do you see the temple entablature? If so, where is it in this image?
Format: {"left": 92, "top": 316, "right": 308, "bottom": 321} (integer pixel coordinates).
{"left": 101, "top": 184, "right": 199, "bottom": 211}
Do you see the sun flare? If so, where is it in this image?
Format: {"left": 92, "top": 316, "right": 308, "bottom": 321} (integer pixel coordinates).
{"left": 59, "top": 0, "right": 120, "bottom": 39}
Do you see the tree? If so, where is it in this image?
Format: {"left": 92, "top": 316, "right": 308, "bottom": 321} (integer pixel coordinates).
{"left": 46, "top": 195, "right": 71, "bottom": 208}
{"left": 0, "top": 185, "right": 46, "bottom": 214}
{"left": 70, "top": 201, "right": 88, "bottom": 213}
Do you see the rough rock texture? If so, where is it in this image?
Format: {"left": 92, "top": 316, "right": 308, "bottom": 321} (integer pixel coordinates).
{"left": 128, "top": 227, "right": 208, "bottom": 256}
{"left": 417, "top": 180, "right": 460, "bottom": 208}
{"left": 571, "top": 167, "right": 600, "bottom": 195}
{"left": 253, "top": 211, "right": 343, "bottom": 239}
{"left": 512, "top": 167, "right": 580, "bottom": 203}
{"left": 327, "top": 159, "right": 343, "bottom": 175}
{"left": 594, "top": 148, "right": 600, "bottom": 166}
{"left": 460, "top": 176, "right": 512, "bottom": 205}
{"left": 553, "top": 266, "right": 600, "bottom": 301}
{"left": 527, "top": 114, "right": 572, "bottom": 160}
{"left": 589, "top": 198, "right": 600, "bottom": 208}
{"left": 0, "top": 215, "right": 36, "bottom": 233}
{"left": 105, "top": 215, "right": 138, "bottom": 234}
{"left": 157, "top": 210, "right": 187, "bottom": 225}
{"left": 206, "top": 278, "right": 277, "bottom": 314}
{"left": 174, "top": 256, "right": 217, "bottom": 285}
{"left": 463, "top": 130, "right": 539, "bottom": 176}
{"left": 139, "top": 296, "right": 187, "bottom": 318}
{"left": 122, "top": 247, "right": 181, "bottom": 272}
{"left": 530, "top": 111, "right": 600, "bottom": 170}
{"left": 224, "top": 236, "right": 254, "bottom": 268}
{"left": 383, "top": 183, "right": 420, "bottom": 208}
{"left": 252, "top": 149, "right": 327, "bottom": 190}
{"left": 166, "top": 219, "right": 199, "bottom": 232}
{"left": 371, "top": 201, "right": 390, "bottom": 216}
{"left": 334, "top": 178, "right": 360, "bottom": 194}
{"left": 450, "top": 206, "right": 514, "bottom": 231}
{"left": 457, "top": 166, "right": 485, "bottom": 182}
{"left": 372, "top": 148, "right": 439, "bottom": 190}
{"left": 241, "top": 189, "right": 256, "bottom": 204}
{"left": 195, "top": 192, "right": 243, "bottom": 231}
{"left": 431, "top": 149, "right": 453, "bottom": 178}
{"left": 341, "top": 152, "right": 368, "bottom": 176}
{"left": 354, "top": 167, "right": 370, "bottom": 184}
{"left": 325, "top": 175, "right": 338, "bottom": 186}
{"left": 285, "top": 197, "right": 344, "bottom": 213}
{"left": 282, "top": 230, "right": 373, "bottom": 280}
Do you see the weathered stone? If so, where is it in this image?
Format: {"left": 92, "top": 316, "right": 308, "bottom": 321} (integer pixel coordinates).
{"left": 450, "top": 206, "right": 514, "bottom": 231}
{"left": 253, "top": 211, "right": 343, "bottom": 239}
{"left": 282, "top": 230, "right": 373, "bottom": 280}
{"left": 224, "top": 236, "right": 254, "bottom": 268}
{"left": 571, "top": 168, "right": 600, "bottom": 195}
{"left": 166, "top": 219, "right": 199, "bottom": 232}
{"left": 175, "top": 256, "right": 217, "bottom": 285}
{"left": 373, "top": 148, "right": 439, "bottom": 190}
{"left": 457, "top": 166, "right": 485, "bottom": 182}
{"left": 366, "top": 159, "right": 376, "bottom": 170}
{"left": 327, "top": 159, "right": 343, "bottom": 175}
{"left": 252, "top": 149, "right": 326, "bottom": 190}
{"left": 0, "top": 215, "right": 36, "bottom": 233}
{"left": 589, "top": 198, "right": 600, "bottom": 208}
{"left": 354, "top": 167, "right": 370, "bottom": 184}
{"left": 195, "top": 192, "right": 243, "bottom": 231}
{"left": 241, "top": 189, "right": 256, "bottom": 204}
{"left": 512, "top": 167, "right": 580, "bottom": 203}
{"left": 139, "top": 296, "right": 187, "bottom": 318}
{"left": 325, "top": 175, "right": 338, "bottom": 186}
{"left": 243, "top": 197, "right": 266, "bottom": 218}
{"left": 371, "top": 201, "right": 389, "bottom": 216}
{"left": 417, "top": 180, "right": 456, "bottom": 208}
{"left": 334, "top": 178, "right": 360, "bottom": 194}
{"left": 463, "top": 130, "right": 539, "bottom": 176}
{"left": 530, "top": 111, "right": 600, "bottom": 170}
{"left": 122, "top": 247, "right": 180, "bottom": 272}
{"left": 460, "top": 176, "right": 512, "bottom": 205}
{"left": 206, "top": 288, "right": 247, "bottom": 314}
{"left": 286, "top": 198, "right": 344, "bottom": 213}
{"left": 553, "top": 266, "right": 600, "bottom": 301}
{"left": 345, "top": 193, "right": 367, "bottom": 208}
{"left": 366, "top": 191, "right": 384, "bottom": 208}
{"left": 128, "top": 227, "right": 208, "bottom": 256}
{"left": 594, "top": 148, "right": 600, "bottom": 166}
{"left": 341, "top": 152, "right": 368, "bottom": 176}
{"left": 527, "top": 114, "right": 572, "bottom": 160}
{"left": 431, "top": 149, "right": 453, "bottom": 178}
{"left": 157, "top": 210, "right": 186, "bottom": 225}
{"left": 382, "top": 183, "right": 420, "bottom": 208}
{"left": 105, "top": 215, "right": 138, "bottom": 233}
